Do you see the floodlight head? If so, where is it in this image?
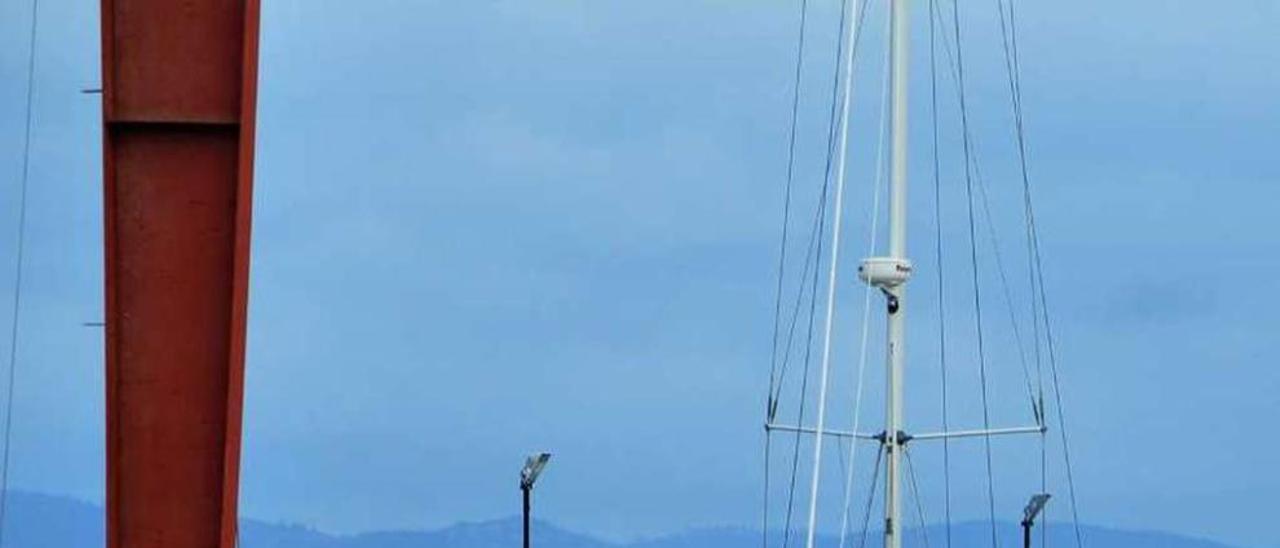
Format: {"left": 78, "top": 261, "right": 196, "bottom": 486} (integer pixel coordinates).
{"left": 1022, "top": 493, "right": 1051, "bottom": 525}
{"left": 520, "top": 452, "right": 552, "bottom": 490}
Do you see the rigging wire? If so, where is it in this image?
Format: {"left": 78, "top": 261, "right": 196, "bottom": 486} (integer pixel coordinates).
{"left": 973, "top": 170, "right": 1040, "bottom": 416}
{"left": 0, "top": 0, "right": 40, "bottom": 544}
{"left": 772, "top": 188, "right": 831, "bottom": 414}
{"left": 764, "top": 1, "right": 814, "bottom": 543}
{"left": 770, "top": 0, "right": 872, "bottom": 413}
{"left": 933, "top": 1, "right": 1060, "bottom": 542}
{"left": 772, "top": 2, "right": 883, "bottom": 544}
{"left": 766, "top": 0, "right": 813, "bottom": 409}
{"left": 831, "top": 436, "right": 860, "bottom": 546}
{"left": 772, "top": 3, "right": 877, "bottom": 546}
{"left": 1037, "top": 266, "right": 1084, "bottom": 547}
{"left": 780, "top": 192, "right": 827, "bottom": 548}
{"left": 854, "top": 446, "right": 882, "bottom": 548}
{"left": 776, "top": 3, "right": 863, "bottom": 545}
{"left": 926, "top": 0, "right": 953, "bottom": 546}
{"left": 993, "top": 0, "right": 1085, "bottom": 542}
{"left": 930, "top": 0, "right": 1041, "bottom": 421}
{"left": 763, "top": 2, "right": 1087, "bottom": 547}
{"left": 832, "top": 438, "right": 856, "bottom": 547}
{"left": 903, "top": 448, "right": 932, "bottom": 548}
{"left": 946, "top": 0, "right": 1000, "bottom": 546}
{"left": 988, "top": 0, "right": 1052, "bottom": 540}
{"left": 802, "top": 0, "right": 868, "bottom": 540}
{"left": 932, "top": 4, "right": 1083, "bottom": 547}
{"left": 989, "top": 1, "right": 1051, "bottom": 545}
{"left": 836, "top": 7, "right": 892, "bottom": 546}
{"left": 990, "top": 0, "right": 1048, "bottom": 433}
{"left": 991, "top": 1, "right": 1086, "bottom": 545}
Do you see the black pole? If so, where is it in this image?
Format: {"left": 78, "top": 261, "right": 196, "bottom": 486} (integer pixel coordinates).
{"left": 1022, "top": 520, "right": 1032, "bottom": 548}
{"left": 522, "top": 485, "right": 532, "bottom": 548}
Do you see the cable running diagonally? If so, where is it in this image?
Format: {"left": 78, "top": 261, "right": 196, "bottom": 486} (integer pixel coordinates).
{"left": 989, "top": 1, "right": 1051, "bottom": 540}
{"left": 802, "top": 0, "right": 865, "bottom": 539}
{"left": 779, "top": 192, "right": 827, "bottom": 548}
{"left": 946, "top": 1, "right": 1000, "bottom": 546}
{"left": 766, "top": 0, "right": 813, "bottom": 411}
{"left": 837, "top": 10, "right": 892, "bottom": 546}
{"left": 972, "top": 169, "right": 1040, "bottom": 417}
{"left": 764, "top": 1, "right": 814, "bottom": 543}
{"left": 992, "top": 0, "right": 1047, "bottom": 423}
{"left": 926, "top": 1, "right": 953, "bottom": 546}
{"left": 771, "top": 0, "right": 872, "bottom": 413}
{"left": 904, "top": 448, "right": 931, "bottom": 548}
{"left": 771, "top": 2, "right": 879, "bottom": 545}
{"left": 929, "top": 0, "right": 1041, "bottom": 421}
{"left": 772, "top": 193, "right": 831, "bottom": 418}
{"left": 0, "top": 1, "right": 41, "bottom": 546}
{"left": 1037, "top": 264, "right": 1084, "bottom": 547}
{"left": 991, "top": 1, "right": 1086, "bottom": 545}
{"left": 855, "top": 446, "right": 883, "bottom": 548}
{"left": 777, "top": 4, "right": 861, "bottom": 546}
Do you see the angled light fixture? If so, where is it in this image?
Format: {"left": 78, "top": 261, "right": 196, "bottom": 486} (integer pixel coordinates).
{"left": 520, "top": 452, "right": 551, "bottom": 490}
{"left": 1021, "top": 493, "right": 1052, "bottom": 548}
{"left": 520, "top": 452, "right": 552, "bottom": 548}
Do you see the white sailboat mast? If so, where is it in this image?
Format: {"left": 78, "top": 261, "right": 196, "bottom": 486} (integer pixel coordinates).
{"left": 771, "top": 3, "right": 1052, "bottom": 546}
{"left": 884, "top": 0, "right": 910, "bottom": 546}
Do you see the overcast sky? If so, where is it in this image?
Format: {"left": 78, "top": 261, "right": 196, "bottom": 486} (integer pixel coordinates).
{"left": 2, "top": 1, "right": 1279, "bottom": 547}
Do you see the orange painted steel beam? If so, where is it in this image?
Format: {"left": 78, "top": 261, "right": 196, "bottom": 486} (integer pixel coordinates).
{"left": 100, "top": 1, "right": 260, "bottom": 547}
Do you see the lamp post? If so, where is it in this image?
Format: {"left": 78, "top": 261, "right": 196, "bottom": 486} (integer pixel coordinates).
{"left": 520, "top": 453, "right": 552, "bottom": 548}
{"left": 1021, "top": 493, "right": 1052, "bottom": 548}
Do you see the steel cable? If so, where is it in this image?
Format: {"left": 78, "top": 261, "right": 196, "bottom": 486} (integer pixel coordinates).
{"left": 0, "top": 0, "right": 41, "bottom": 545}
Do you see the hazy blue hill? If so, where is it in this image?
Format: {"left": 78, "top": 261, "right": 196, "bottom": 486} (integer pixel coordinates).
{"left": 345, "top": 518, "right": 605, "bottom": 548}
{"left": 0, "top": 492, "right": 101, "bottom": 548}
{"left": 636, "top": 523, "right": 1240, "bottom": 548}
{"left": 240, "top": 520, "right": 337, "bottom": 548}
{"left": 0, "top": 492, "right": 1241, "bottom": 548}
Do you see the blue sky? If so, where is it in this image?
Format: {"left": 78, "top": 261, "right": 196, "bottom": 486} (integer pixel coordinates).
{"left": 1, "top": 1, "right": 1279, "bottom": 547}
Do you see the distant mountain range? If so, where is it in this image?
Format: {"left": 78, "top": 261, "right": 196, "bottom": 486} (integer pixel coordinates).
{"left": 0, "top": 492, "right": 1240, "bottom": 548}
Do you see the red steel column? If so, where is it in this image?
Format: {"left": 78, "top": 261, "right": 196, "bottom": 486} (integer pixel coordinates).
{"left": 100, "top": 1, "right": 260, "bottom": 547}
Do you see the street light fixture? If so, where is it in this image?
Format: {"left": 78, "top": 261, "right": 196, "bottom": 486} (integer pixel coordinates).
{"left": 1021, "top": 493, "right": 1052, "bottom": 548}
{"left": 520, "top": 452, "right": 551, "bottom": 548}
